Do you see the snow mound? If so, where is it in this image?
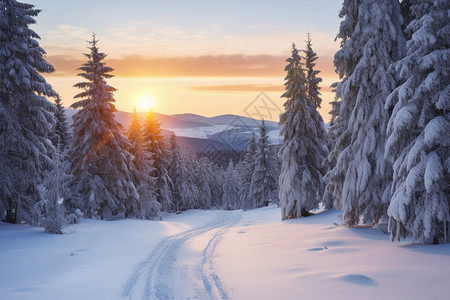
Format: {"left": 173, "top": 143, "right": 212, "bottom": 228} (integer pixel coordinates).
{"left": 335, "top": 273, "right": 377, "bottom": 287}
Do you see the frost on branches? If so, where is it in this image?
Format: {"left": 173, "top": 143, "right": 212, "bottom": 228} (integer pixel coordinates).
{"left": 127, "top": 109, "right": 160, "bottom": 219}
{"left": 143, "top": 110, "right": 172, "bottom": 212}
{"left": 249, "top": 120, "right": 278, "bottom": 208}
{"left": 0, "top": 0, "right": 56, "bottom": 224}
{"left": 239, "top": 133, "right": 257, "bottom": 209}
{"left": 386, "top": 0, "right": 450, "bottom": 243}
{"left": 325, "top": 0, "right": 405, "bottom": 226}
{"left": 69, "top": 35, "right": 138, "bottom": 219}
{"left": 279, "top": 43, "right": 328, "bottom": 220}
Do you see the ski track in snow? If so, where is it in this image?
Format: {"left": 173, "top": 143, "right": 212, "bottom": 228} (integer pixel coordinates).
{"left": 122, "top": 211, "right": 241, "bottom": 300}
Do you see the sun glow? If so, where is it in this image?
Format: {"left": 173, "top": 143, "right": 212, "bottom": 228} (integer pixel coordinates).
{"left": 136, "top": 95, "right": 156, "bottom": 112}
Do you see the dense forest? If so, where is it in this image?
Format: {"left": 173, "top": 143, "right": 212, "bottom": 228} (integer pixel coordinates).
{"left": 0, "top": 0, "right": 448, "bottom": 244}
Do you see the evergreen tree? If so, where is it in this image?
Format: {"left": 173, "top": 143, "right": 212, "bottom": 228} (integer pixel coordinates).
{"left": 167, "top": 133, "right": 193, "bottom": 211}
{"left": 322, "top": 89, "right": 340, "bottom": 209}
{"left": 386, "top": 0, "right": 450, "bottom": 243}
{"left": 222, "top": 160, "right": 240, "bottom": 210}
{"left": 127, "top": 108, "right": 160, "bottom": 219}
{"left": 249, "top": 120, "right": 278, "bottom": 208}
{"left": 142, "top": 109, "right": 172, "bottom": 211}
{"left": 51, "top": 93, "right": 70, "bottom": 153}
{"left": 69, "top": 34, "right": 138, "bottom": 219}
{"left": 279, "top": 43, "right": 328, "bottom": 220}
{"left": 303, "top": 35, "right": 331, "bottom": 209}
{"left": 36, "top": 147, "right": 69, "bottom": 234}
{"left": 239, "top": 133, "right": 257, "bottom": 209}
{"left": 194, "top": 157, "right": 213, "bottom": 209}
{"left": 304, "top": 33, "right": 323, "bottom": 109}
{"left": 324, "top": 0, "right": 405, "bottom": 225}
{"left": 0, "top": 0, "right": 56, "bottom": 223}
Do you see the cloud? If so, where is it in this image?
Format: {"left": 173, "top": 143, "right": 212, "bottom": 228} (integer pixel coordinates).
{"left": 46, "top": 54, "right": 337, "bottom": 80}
{"left": 188, "top": 83, "right": 333, "bottom": 94}
{"left": 46, "top": 54, "right": 285, "bottom": 77}
{"left": 187, "top": 84, "right": 284, "bottom": 93}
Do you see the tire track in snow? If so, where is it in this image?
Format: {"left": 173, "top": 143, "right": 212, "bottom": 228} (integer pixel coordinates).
{"left": 201, "top": 212, "right": 240, "bottom": 299}
{"left": 122, "top": 211, "right": 240, "bottom": 300}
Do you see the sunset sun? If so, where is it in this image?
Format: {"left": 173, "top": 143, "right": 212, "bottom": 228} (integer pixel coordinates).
{"left": 137, "top": 95, "right": 155, "bottom": 112}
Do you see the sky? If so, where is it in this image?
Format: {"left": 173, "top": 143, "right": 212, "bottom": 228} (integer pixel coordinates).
{"left": 30, "top": 0, "right": 343, "bottom": 122}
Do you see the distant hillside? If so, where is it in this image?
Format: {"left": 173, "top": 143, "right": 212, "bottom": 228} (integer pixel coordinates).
{"left": 64, "top": 109, "right": 282, "bottom": 156}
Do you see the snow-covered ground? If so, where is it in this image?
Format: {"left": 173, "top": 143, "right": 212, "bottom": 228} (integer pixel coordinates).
{"left": 1, "top": 207, "right": 449, "bottom": 300}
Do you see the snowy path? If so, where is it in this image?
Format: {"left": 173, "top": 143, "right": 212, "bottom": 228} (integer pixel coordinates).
{"left": 122, "top": 211, "right": 241, "bottom": 300}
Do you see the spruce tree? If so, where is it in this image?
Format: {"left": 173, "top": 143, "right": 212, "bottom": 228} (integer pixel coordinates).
{"left": 222, "top": 160, "right": 240, "bottom": 210}
{"left": 69, "top": 34, "right": 138, "bottom": 219}
{"left": 239, "top": 133, "right": 257, "bottom": 209}
{"left": 142, "top": 109, "right": 172, "bottom": 211}
{"left": 279, "top": 43, "right": 328, "bottom": 220}
{"left": 249, "top": 120, "right": 278, "bottom": 208}
{"left": 51, "top": 93, "right": 70, "bottom": 153}
{"left": 324, "top": 0, "right": 405, "bottom": 225}
{"left": 194, "top": 157, "right": 213, "bottom": 209}
{"left": 303, "top": 35, "right": 330, "bottom": 209}
{"left": 167, "top": 133, "right": 193, "bottom": 211}
{"left": 127, "top": 108, "right": 159, "bottom": 219}
{"left": 36, "top": 147, "right": 68, "bottom": 234}
{"left": 386, "top": 0, "right": 450, "bottom": 243}
{"left": 0, "top": 0, "right": 56, "bottom": 223}
{"left": 304, "top": 33, "right": 323, "bottom": 109}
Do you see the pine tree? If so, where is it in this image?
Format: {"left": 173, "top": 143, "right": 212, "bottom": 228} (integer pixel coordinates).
{"left": 239, "top": 133, "right": 257, "bottom": 209}
{"left": 69, "top": 34, "right": 138, "bottom": 219}
{"left": 322, "top": 90, "right": 340, "bottom": 209}
{"left": 0, "top": 0, "right": 56, "bottom": 223}
{"left": 304, "top": 33, "right": 323, "bottom": 109}
{"left": 303, "top": 35, "right": 330, "bottom": 209}
{"left": 324, "top": 0, "right": 405, "bottom": 225}
{"left": 222, "top": 160, "right": 240, "bottom": 210}
{"left": 194, "top": 157, "right": 213, "bottom": 209}
{"left": 249, "top": 120, "right": 278, "bottom": 208}
{"left": 36, "top": 147, "right": 69, "bottom": 234}
{"left": 386, "top": 0, "right": 450, "bottom": 243}
{"left": 142, "top": 109, "right": 172, "bottom": 211}
{"left": 127, "top": 108, "right": 160, "bottom": 219}
{"left": 167, "top": 133, "right": 193, "bottom": 211}
{"left": 51, "top": 93, "right": 70, "bottom": 153}
{"left": 279, "top": 43, "right": 328, "bottom": 220}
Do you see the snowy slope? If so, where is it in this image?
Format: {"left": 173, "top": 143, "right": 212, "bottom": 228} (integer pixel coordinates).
{"left": 2, "top": 207, "right": 448, "bottom": 299}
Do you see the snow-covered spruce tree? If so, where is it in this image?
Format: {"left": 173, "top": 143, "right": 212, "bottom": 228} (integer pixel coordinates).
{"left": 324, "top": 0, "right": 405, "bottom": 225}
{"left": 209, "top": 161, "right": 224, "bottom": 208}
{"left": 222, "top": 160, "right": 241, "bottom": 210}
{"left": 303, "top": 35, "right": 330, "bottom": 209}
{"left": 0, "top": 0, "right": 56, "bottom": 224}
{"left": 127, "top": 108, "right": 160, "bottom": 219}
{"left": 386, "top": 0, "right": 450, "bottom": 243}
{"left": 304, "top": 33, "right": 323, "bottom": 109}
{"left": 322, "top": 89, "right": 340, "bottom": 209}
{"left": 239, "top": 133, "right": 257, "bottom": 209}
{"left": 249, "top": 120, "right": 278, "bottom": 208}
{"left": 51, "top": 93, "right": 70, "bottom": 153}
{"left": 168, "top": 133, "right": 193, "bottom": 211}
{"left": 142, "top": 109, "right": 172, "bottom": 211}
{"left": 36, "top": 147, "right": 68, "bottom": 234}
{"left": 279, "top": 43, "right": 328, "bottom": 220}
{"left": 69, "top": 34, "right": 138, "bottom": 219}
{"left": 194, "top": 157, "right": 213, "bottom": 209}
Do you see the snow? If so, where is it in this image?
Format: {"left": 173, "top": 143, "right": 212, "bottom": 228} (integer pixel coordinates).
{"left": 1, "top": 207, "right": 450, "bottom": 299}
{"left": 169, "top": 125, "right": 231, "bottom": 139}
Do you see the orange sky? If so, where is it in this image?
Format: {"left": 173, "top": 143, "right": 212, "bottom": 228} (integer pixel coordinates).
{"left": 32, "top": 0, "right": 342, "bottom": 123}
{"left": 46, "top": 53, "right": 338, "bottom": 122}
